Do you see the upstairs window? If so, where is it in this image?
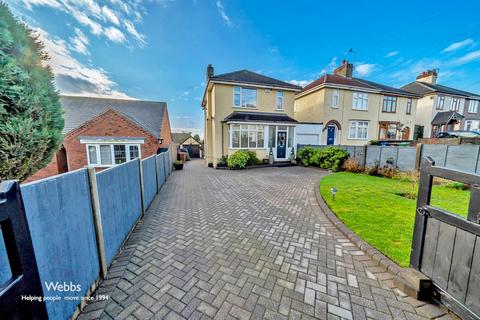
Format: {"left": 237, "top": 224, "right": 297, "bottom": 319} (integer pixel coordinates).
{"left": 406, "top": 98, "right": 412, "bottom": 114}
{"left": 276, "top": 91, "right": 284, "bottom": 110}
{"left": 436, "top": 95, "right": 445, "bottom": 110}
{"left": 450, "top": 98, "right": 459, "bottom": 111}
{"left": 332, "top": 89, "right": 339, "bottom": 108}
{"left": 233, "top": 87, "right": 257, "bottom": 108}
{"left": 468, "top": 100, "right": 479, "bottom": 113}
{"left": 352, "top": 92, "right": 368, "bottom": 110}
{"left": 382, "top": 96, "right": 397, "bottom": 113}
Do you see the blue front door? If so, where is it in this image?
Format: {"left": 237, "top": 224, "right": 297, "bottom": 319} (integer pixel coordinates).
{"left": 327, "top": 126, "right": 335, "bottom": 145}
{"left": 276, "top": 131, "right": 286, "bottom": 158}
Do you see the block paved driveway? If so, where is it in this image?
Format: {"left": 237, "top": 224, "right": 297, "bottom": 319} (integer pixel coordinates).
{"left": 79, "top": 160, "right": 452, "bottom": 320}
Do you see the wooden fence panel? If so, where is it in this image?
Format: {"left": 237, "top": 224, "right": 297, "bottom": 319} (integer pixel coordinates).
{"left": 96, "top": 160, "right": 142, "bottom": 264}
{"left": 141, "top": 156, "right": 157, "bottom": 210}
{"left": 20, "top": 170, "right": 99, "bottom": 319}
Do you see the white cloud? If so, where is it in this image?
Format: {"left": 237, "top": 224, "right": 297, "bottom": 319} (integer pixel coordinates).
{"left": 385, "top": 51, "right": 398, "bottom": 58}
{"left": 101, "top": 5, "right": 120, "bottom": 25}
{"left": 69, "top": 28, "right": 89, "bottom": 55}
{"left": 35, "top": 28, "right": 131, "bottom": 98}
{"left": 288, "top": 80, "right": 312, "bottom": 87}
{"left": 442, "top": 39, "right": 475, "bottom": 53}
{"left": 104, "top": 26, "right": 125, "bottom": 43}
{"left": 355, "top": 63, "right": 375, "bottom": 76}
{"left": 449, "top": 50, "right": 480, "bottom": 66}
{"left": 216, "top": 1, "right": 232, "bottom": 27}
{"left": 19, "top": 0, "right": 147, "bottom": 47}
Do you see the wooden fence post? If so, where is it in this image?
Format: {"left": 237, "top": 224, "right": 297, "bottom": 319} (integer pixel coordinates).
{"left": 138, "top": 158, "right": 145, "bottom": 216}
{"left": 410, "top": 156, "right": 434, "bottom": 269}
{"left": 362, "top": 145, "right": 367, "bottom": 168}
{"left": 87, "top": 168, "right": 108, "bottom": 278}
{"left": 414, "top": 143, "right": 423, "bottom": 172}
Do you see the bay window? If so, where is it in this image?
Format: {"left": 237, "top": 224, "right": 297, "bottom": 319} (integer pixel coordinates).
{"left": 352, "top": 92, "right": 368, "bottom": 110}
{"left": 230, "top": 124, "right": 264, "bottom": 148}
{"left": 348, "top": 121, "right": 369, "bottom": 139}
{"left": 233, "top": 87, "right": 257, "bottom": 108}
{"left": 87, "top": 144, "right": 141, "bottom": 167}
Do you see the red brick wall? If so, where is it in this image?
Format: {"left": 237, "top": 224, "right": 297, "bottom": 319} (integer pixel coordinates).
{"left": 160, "top": 108, "right": 172, "bottom": 147}
{"left": 27, "top": 109, "right": 166, "bottom": 182}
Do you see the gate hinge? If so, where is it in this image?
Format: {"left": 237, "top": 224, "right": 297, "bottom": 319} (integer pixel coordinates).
{"left": 417, "top": 207, "right": 430, "bottom": 217}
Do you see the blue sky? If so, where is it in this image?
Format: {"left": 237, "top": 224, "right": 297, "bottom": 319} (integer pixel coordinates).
{"left": 7, "top": 0, "right": 480, "bottom": 135}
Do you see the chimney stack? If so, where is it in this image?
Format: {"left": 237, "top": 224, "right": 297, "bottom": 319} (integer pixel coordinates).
{"left": 416, "top": 69, "right": 438, "bottom": 84}
{"left": 206, "top": 64, "right": 214, "bottom": 81}
{"left": 334, "top": 59, "right": 354, "bottom": 78}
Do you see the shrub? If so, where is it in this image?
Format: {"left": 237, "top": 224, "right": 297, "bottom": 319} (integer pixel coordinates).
{"left": 217, "top": 155, "right": 228, "bottom": 167}
{"left": 378, "top": 165, "right": 399, "bottom": 178}
{"left": 342, "top": 157, "right": 363, "bottom": 173}
{"left": 365, "top": 161, "right": 380, "bottom": 176}
{"left": 298, "top": 146, "right": 316, "bottom": 166}
{"left": 298, "top": 146, "right": 349, "bottom": 171}
{"left": 227, "top": 151, "right": 250, "bottom": 169}
{"left": 246, "top": 150, "right": 261, "bottom": 166}
{"left": 445, "top": 181, "right": 469, "bottom": 190}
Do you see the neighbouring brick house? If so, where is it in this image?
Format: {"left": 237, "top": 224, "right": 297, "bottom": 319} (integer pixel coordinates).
{"left": 28, "top": 95, "right": 172, "bottom": 181}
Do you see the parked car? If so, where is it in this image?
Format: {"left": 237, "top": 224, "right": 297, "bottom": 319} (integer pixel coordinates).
{"left": 435, "top": 131, "right": 480, "bottom": 138}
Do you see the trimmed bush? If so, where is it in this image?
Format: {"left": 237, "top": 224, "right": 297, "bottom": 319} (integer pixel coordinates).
{"left": 246, "top": 150, "right": 261, "bottom": 166}
{"left": 227, "top": 150, "right": 250, "bottom": 169}
{"left": 298, "top": 146, "right": 349, "bottom": 171}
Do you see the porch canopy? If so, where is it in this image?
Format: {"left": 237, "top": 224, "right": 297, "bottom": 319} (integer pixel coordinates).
{"left": 223, "top": 111, "right": 297, "bottom": 124}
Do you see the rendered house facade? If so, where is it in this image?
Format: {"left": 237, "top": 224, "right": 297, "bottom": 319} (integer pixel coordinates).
{"left": 295, "top": 60, "right": 419, "bottom": 145}
{"left": 401, "top": 70, "right": 480, "bottom": 138}
{"left": 201, "top": 65, "right": 301, "bottom": 166}
{"left": 28, "top": 96, "right": 172, "bottom": 181}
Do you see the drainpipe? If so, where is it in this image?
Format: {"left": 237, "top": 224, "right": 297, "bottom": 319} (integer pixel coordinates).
{"left": 221, "top": 122, "right": 225, "bottom": 157}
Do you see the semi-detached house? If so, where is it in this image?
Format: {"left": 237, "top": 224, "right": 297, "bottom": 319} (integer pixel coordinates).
{"left": 401, "top": 69, "right": 480, "bottom": 138}
{"left": 295, "top": 60, "right": 420, "bottom": 145}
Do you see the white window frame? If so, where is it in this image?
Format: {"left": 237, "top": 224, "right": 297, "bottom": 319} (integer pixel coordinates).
{"left": 233, "top": 86, "right": 258, "bottom": 109}
{"left": 332, "top": 89, "right": 339, "bottom": 108}
{"left": 348, "top": 121, "right": 369, "bottom": 140}
{"left": 465, "top": 120, "right": 480, "bottom": 131}
{"left": 437, "top": 95, "right": 445, "bottom": 110}
{"left": 468, "top": 100, "right": 479, "bottom": 113}
{"left": 229, "top": 124, "right": 265, "bottom": 149}
{"left": 450, "top": 98, "right": 459, "bottom": 111}
{"left": 352, "top": 91, "right": 368, "bottom": 110}
{"left": 86, "top": 143, "right": 142, "bottom": 167}
{"left": 276, "top": 91, "right": 284, "bottom": 110}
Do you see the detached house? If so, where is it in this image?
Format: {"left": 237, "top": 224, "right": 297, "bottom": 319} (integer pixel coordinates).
{"left": 295, "top": 60, "right": 420, "bottom": 145}
{"left": 201, "top": 65, "right": 302, "bottom": 167}
{"left": 401, "top": 70, "right": 480, "bottom": 137}
{"left": 29, "top": 96, "right": 172, "bottom": 181}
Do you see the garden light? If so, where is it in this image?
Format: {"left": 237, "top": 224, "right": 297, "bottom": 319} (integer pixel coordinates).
{"left": 331, "top": 187, "right": 337, "bottom": 200}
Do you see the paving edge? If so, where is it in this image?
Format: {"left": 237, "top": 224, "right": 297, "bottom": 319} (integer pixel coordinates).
{"left": 314, "top": 175, "right": 404, "bottom": 277}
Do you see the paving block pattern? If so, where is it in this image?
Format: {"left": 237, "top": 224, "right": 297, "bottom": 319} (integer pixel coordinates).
{"left": 78, "top": 161, "right": 454, "bottom": 320}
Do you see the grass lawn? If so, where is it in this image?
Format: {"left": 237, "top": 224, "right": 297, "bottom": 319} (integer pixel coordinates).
{"left": 320, "top": 172, "right": 470, "bottom": 267}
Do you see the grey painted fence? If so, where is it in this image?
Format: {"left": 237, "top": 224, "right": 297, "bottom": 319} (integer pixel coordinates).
{"left": 96, "top": 160, "right": 142, "bottom": 264}
{"left": 0, "top": 148, "right": 176, "bottom": 320}
{"left": 156, "top": 153, "right": 166, "bottom": 189}
{"left": 141, "top": 155, "right": 157, "bottom": 210}
{"left": 20, "top": 169, "right": 100, "bottom": 320}
{"left": 298, "top": 144, "right": 480, "bottom": 173}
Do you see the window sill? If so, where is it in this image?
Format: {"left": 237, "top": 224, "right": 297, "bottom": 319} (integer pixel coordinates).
{"left": 381, "top": 111, "right": 397, "bottom": 114}
{"left": 233, "top": 106, "right": 258, "bottom": 110}
{"left": 351, "top": 108, "right": 369, "bottom": 112}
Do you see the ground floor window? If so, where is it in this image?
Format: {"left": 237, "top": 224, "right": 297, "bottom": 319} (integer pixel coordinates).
{"left": 87, "top": 144, "right": 141, "bottom": 166}
{"left": 348, "top": 121, "right": 369, "bottom": 139}
{"left": 230, "top": 124, "right": 265, "bottom": 149}
{"left": 378, "top": 122, "right": 399, "bottom": 140}
{"left": 465, "top": 120, "right": 480, "bottom": 131}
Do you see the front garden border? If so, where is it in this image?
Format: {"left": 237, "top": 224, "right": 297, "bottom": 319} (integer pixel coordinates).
{"left": 314, "top": 175, "right": 403, "bottom": 276}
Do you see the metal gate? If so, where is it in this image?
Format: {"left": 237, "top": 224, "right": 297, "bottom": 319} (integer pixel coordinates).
{"left": 0, "top": 181, "right": 47, "bottom": 319}
{"left": 411, "top": 156, "right": 480, "bottom": 320}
